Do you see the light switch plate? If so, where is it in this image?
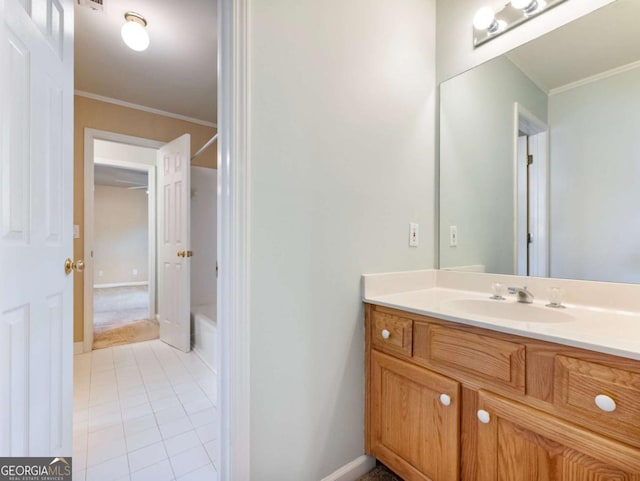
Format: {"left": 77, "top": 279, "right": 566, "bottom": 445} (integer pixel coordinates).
{"left": 409, "top": 223, "right": 419, "bottom": 247}
{"left": 73, "top": 224, "right": 80, "bottom": 239}
{"left": 449, "top": 226, "right": 458, "bottom": 247}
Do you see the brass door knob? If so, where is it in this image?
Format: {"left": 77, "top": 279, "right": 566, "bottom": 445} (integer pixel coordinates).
{"left": 177, "top": 250, "right": 193, "bottom": 258}
{"left": 64, "top": 258, "right": 85, "bottom": 275}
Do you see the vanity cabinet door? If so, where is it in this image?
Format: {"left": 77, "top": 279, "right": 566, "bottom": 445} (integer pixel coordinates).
{"left": 476, "top": 390, "right": 640, "bottom": 481}
{"left": 370, "top": 350, "right": 460, "bottom": 481}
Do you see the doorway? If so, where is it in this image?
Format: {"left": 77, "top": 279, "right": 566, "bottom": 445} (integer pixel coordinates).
{"left": 83, "top": 130, "right": 164, "bottom": 352}
{"left": 92, "top": 159, "right": 156, "bottom": 349}
{"left": 514, "top": 103, "right": 549, "bottom": 277}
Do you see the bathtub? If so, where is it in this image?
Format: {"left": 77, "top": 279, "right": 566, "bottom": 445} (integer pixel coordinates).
{"left": 191, "top": 304, "right": 217, "bottom": 373}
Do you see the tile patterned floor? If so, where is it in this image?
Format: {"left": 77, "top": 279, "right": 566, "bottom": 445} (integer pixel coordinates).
{"left": 73, "top": 340, "right": 217, "bottom": 481}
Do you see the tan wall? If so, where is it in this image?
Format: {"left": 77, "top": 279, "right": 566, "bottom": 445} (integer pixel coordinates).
{"left": 74, "top": 95, "right": 217, "bottom": 341}
{"left": 94, "top": 186, "right": 149, "bottom": 285}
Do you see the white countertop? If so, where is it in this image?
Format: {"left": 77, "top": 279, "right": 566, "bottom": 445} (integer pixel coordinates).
{"left": 362, "top": 271, "right": 640, "bottom": 361}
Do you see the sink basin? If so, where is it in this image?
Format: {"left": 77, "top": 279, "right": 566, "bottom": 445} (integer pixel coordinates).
{"left": 443, "top": 298, "right": 574, "bottom": 324}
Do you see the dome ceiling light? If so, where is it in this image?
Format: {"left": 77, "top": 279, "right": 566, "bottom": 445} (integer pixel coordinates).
{"left": 121, "top": 12, "right": 150, "bottom": 52}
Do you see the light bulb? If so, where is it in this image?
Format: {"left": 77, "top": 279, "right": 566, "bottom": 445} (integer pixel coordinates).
{"left": 121, "top": 16, "right": 149, "bottom": 52}
{"left": 511, "top": 0, "right": 534, "bottom": 9}
{"left": 473, "top": 6, "right": 497, "bottom": 31}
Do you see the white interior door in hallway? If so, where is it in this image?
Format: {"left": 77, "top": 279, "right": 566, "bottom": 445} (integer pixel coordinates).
{"left": 0, "top": 0, "right": 74, "bottom": 456}
{"left": 157, "top": 134, "right": 192, "bottom": 352}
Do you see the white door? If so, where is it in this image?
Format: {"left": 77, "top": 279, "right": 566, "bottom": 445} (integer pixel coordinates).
{"left": 158, "top": 135, "right": 192, "bottom": 352}
{"left": 0, "top": 0, "right": 73, "bottom": 457}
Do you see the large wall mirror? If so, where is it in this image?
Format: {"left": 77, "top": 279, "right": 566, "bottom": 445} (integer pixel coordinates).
{"left": 439, "top": 0, "right": 640, "bottom": 284}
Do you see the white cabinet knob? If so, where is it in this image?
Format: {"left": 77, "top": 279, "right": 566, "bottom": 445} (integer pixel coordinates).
{"left": 477, "top": 409, "right": 491, "bottom": 424}
{"left": 381, "top": 329, "right": 391, "bottom": 340}
{"left": 439, "top": 394, "right": 451, "bottom": 407}
{"left": 595, "top": 394, "right": 616, "bottom": 412}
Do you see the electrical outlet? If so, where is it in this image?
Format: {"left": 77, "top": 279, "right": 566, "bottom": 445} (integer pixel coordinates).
{"left": 409, "top": 223, "right": 419, "bottom": 247}
{"left": 449, "top": 226, "right": 458, "bottom": 247}
{"left": 132, "top": 268, "right": 138, "bottom": 277}
{"left": 98, "top": 270, "right": 104, "bottom": 277}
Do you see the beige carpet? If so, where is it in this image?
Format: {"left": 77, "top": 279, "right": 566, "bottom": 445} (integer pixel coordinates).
{"left": 93, "top": 318, "right": 160, "bottom": 350}
{"left": 357, "top": 465, "right": 403, "bottom": 481}
{"left": 93, "top": 285, "right": 158, "bottom": 350}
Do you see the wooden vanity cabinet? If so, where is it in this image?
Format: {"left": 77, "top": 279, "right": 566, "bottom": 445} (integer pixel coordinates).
{"left": 476, "top": 391, "right": 640, "bottom": 481}
{"left": 364, "top": 304, "right": 640, "bottom": 481}
{"left": 369, "top": 350, "right": 460, "bottom": 481}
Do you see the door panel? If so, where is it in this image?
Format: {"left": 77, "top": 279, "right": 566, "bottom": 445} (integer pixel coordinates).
{"left": 0, "top": 0, "right": 73, "bottom": 457}
{"left": 371, "top": 350, "right": 460, "bottom": 481}
{"left": 157, "top": 134, "right": 191, "bottom": 352}
{"left": 477, "top": 390, "right": 640, "bottom": 481}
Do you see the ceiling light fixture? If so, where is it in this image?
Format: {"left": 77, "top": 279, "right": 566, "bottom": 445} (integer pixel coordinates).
{"left": 121, "top": 12, "right": 149, "bottom": 52}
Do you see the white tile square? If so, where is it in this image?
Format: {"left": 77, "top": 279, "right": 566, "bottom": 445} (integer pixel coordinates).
{"left": 163, "top": 430, "right": 201, "bottom": 457}
{"left": 195, "top": 424, "right": 215, "bottom": 444}
{"left": 128, "top": 441, "right": 167, "bottom": 473}
{"left": 86, "top": 455, "right": 129, "bottom": 481}
{"left": 124, "top": 414, "right": 157, "bottom": 437}
{"left": 176, "top": 463, "right": 216, "bottom": 481}
{"left": 126, "top": 426, "right": 162, "bottom": 452}
{"left": 121, "top": 402, "right": 154, "bottom": 422}
{"left": 151, "top": 396, "right": 182, "bottom": 413}
{"left": 87, "top": 424, "right": 126, "bottom": 467}
{"left": 171, "top": 382, "right": 199, "bottom": 395}
{"left": 130, "top": 459, "right": 174, "bottom": 481}
{"left": 182, "top": 398, "right": 213, "bottom": 416}
{"left": 159, "top": 418, "right": 193, "bottom": 440}
{"left": 118, "top": 385, "right": 147, "bottom": 400}
{"left": 146, "top": 387, "right": 174, "bottom": 402}
{"left": 187, "top": 408, "right": 215, "bottom": 429}
{"left": 120, "top": 393, "right": 149, "bottom": 410}
{"left": 155, "top": 405, "right": 187, "bottom": 426}
{"left": 169, "top": 445, "right": 209, "bottom": 478}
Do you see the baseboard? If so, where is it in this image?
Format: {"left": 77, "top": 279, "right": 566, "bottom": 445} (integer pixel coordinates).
{"left": 320, "top": 455, "right": 376, "bottom": 481}
{"left": 94, "top": 281, "right": 149, "bottom": 289}
{"left": 73, "top": 342, "right": 85, "bottom": 355}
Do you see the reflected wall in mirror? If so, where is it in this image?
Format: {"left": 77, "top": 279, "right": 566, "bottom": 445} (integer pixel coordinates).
{"left": 439, "top": 0, "right": 640, "bottom": 284}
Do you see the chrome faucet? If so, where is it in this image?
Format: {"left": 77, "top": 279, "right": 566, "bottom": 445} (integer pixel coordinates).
{"left": 508, "top": 286, "right": 534, "bottom": 304}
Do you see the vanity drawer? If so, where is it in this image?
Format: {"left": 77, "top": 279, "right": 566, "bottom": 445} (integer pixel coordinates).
{"left": 415, "top": 323, "right": 526, "bottom": 394}
{"left": 371, "top": 310, "right": 413, "bottom": 358}
{"left": 554, "top": 355, "right": 640, "bottom": 441}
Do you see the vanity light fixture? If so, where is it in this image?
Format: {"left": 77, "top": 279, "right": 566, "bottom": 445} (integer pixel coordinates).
{"left": 473, "top": 0, "right": 566, "bottom": 48}
{"left": 121, "top": 12, "right": 150, "bottom": 52}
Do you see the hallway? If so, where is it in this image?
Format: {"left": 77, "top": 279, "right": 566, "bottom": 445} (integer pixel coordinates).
{"left": 73, "top": 340, "right": 217, "bottom": 481}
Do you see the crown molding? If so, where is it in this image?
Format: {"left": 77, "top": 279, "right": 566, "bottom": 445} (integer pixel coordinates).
{"left": 74, "top": 90, "right": 217, "bottom": 128}
{"left": 549, "top": 59, "right": 640, "bottom": 96}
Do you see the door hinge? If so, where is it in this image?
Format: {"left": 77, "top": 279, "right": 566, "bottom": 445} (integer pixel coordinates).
{"left": 527, "top": 154, "right": 533, "bottom": 166}
{"left": 527, "top": 233, "right": 533, "bottom": 244}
